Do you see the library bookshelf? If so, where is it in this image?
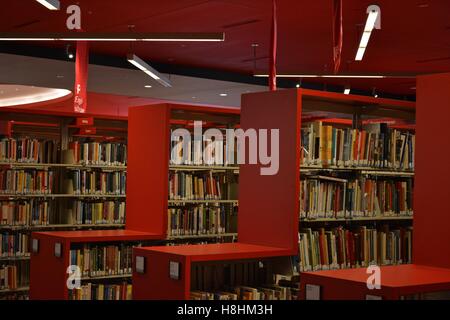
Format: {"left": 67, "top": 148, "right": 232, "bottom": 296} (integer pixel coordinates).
{"left": 132, "top": 88, "right": 421, "bottom": 300}
{"left": 125, "top": 103, "right": 241, "bottom": 238}
{"left": 29, "top": 230, "right": 160, "bottom": 300}
{"left": 27, "top": 103, "right": 242, "bottom": 300}
{"left": 0, "top": 108, "right": 128, "bottom": 299}
{"left": 133, "top": 89, "right": 303, "bottom": 300}
{"left": 299, "top": 73, "right": 450, "bottom": 300}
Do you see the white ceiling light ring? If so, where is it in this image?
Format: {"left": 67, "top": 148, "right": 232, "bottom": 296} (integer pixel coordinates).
{"left": 0, "top": 85, "right": 72, "bottom": 107}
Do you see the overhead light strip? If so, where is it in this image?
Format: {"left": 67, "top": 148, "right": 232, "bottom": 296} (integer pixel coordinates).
{"left": 253, "top": 74, "right": 416, "bottom": 79}
{"left": 127, "top": 54, "right": 172, "bottom": 87}
{"left": 355, "top": 5, "right": 381, "bottom": 61}
{"left": 35, "top": 0, "right": 60, "bottom": 10}
{"left": 0, "top": 32, "right": 225, "bottom": 42}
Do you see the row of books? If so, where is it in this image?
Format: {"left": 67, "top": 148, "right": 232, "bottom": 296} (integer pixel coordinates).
{"left": 170, "top": 133, "right": 228, "bottom": 166}
{"left": 168, "top": 172, "right": 224, "bottom": 200}
{"left": 69, "top": 200, "right": 126, "bottom": 225}
{"left": 0, "top": 170, "right": 54, "bottom": 194}
{"left": 69, "top": 141, "right": 127, "bottom": 166}
{"left": 167, "top": 205, "right": 229, "bottom": 236}
{"left": 0, "top": 262, "right": 29, "bottom": 290}
{"left": 301, "top": 122, "right": 415, "bottom": 170}
{"left": 68, "top": 282, "right": 132, "bottom": 300}
{"left": 1, "top": 233, "right": 29, "bottom": 257}
{"left": 69, "top": 244, "right": 133, "bottom": 277}
{"left": 1, "top": 200, "right": 51, "bottom": 226}
{"left": 300, "top": 178, "right": 345, "bottom": 219}
{"left": 300, "top": 177, "right": 414, "bottom": 219}
{"left": 0, "top": 138, "right": 58, "bottom": 164}
{"left": 346, "top": 178, "right": 413, "bottom": 217}
{"left": 71, "top": 170, "right": 126, "bottom": 195}
{"left": 191, "top": 285, "right": 298, "bottom": 300}
{"left": 298, "top": 226, "right": 413, "bottom": 271}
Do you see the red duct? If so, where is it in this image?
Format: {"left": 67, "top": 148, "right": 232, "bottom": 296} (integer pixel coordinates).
{"left": 73, "top": 41, "right": 89, "bottom": 113}
{"left": 332, "top": 0, "right": 343, "bottom": 74}
{"left": 269, "top": 0, "right": 277, "bottom": 91}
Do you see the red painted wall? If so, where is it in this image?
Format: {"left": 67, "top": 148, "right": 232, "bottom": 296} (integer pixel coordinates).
{"left": 238, "top": 89, "right": 300, "bottom": 252}
{"left": 125, "top": 105, "right": 169, "bottom": 235}
{"left": 413, "top": 73, "right": 450, "bottom": 268}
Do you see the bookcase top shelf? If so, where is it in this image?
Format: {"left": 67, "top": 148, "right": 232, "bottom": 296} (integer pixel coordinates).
{"left": 0, "top": 162, "right": 127, "bottom": 171}
{"left": 0, "top": 224, "right": 125, "bottom": 231}
{"left": 32, "top": 229, "right": 160, "bottom": 243}
{"left": 301, "top": 264, "right": 450, "bottom": 289}
{"left": 134, "top": 243, "right": 294, "bottom": 262}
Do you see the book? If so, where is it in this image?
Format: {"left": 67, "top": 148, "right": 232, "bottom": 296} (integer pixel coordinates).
{"left": 68, "top": 141, "right": 127, "bottom": 166}
{"left": 0, "top": 170, "right": 55, "bottom": 194}
{"left": 66, "top": 200, "right": 126, "bottom": 225}
{"left": 0, "top": 199, "right": 52, "bottom": 226}
{"left": 0, "top": 232, "right": 29, "bottom": 257}
{"left": 0, "top": 138, "right": 58, "bottom": 164}
{"left": 70, "top": 170, "right": 126, "bottom": 195}
{"left": 298, "top": 226, "right": 413, "bottom": 271}
{"left": 0, "top": 260, "right": 29, "bottom": 290}
{"left": 168, "top": 172, "right": 224, "bottom": 200}
{"left": 301, "top": 121, "right": 415, "bottom": 170}
{"left": 69, "top": 243, "right": 134, "bottom": 277}
{"left": 69, "top": 282, "right": 132, "bottom": 300}
{"left": 167, "top": 204, "right": 227, "bottom": 236}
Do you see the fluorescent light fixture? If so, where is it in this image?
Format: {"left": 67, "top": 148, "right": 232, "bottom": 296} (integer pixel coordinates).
{"left": 0, "top": 32, "right": 225, "bottom": 42}
{"left": 219, "top": 93, "right": 228, "bottom": 97}
{"left": 127, "top": 54, "right": 172, "bottom": 87}
{"left": 144, "top": 85, "right": 152, "bottom": 88}
{"left": 355, "top": 5, "right": 381, "bottom": 61}
{"left": 254, "top": 74, "right": 390, "bottom": 79}
{"left": 36, "top": 0, "right": 60, "bottom": 10}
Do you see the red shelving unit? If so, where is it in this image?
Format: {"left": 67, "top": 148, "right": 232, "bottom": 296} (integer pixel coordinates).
{"left": 299, "top": 265, "right": 450, "bottom": 300}
{"left": 125, "top": 103, "right": 240, "bottom": 235}
{"left": 30, "top": 230, "right": 160, "bottom": 299}
{"left": 299, "top": 73, "right": 450, "bottom": 300}
{"left": 133, "top": 89, "right": 304, "bottom": 300}
{"left": 28, "top": 103, "right": 240, "bottom": 300}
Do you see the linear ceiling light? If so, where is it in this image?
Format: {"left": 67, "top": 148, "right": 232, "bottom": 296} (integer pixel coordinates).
{"left": 355, "top": 5, "right": 381, "bottom": 61}
{"left": 36, "top": 0, "right": 60, "bottom": 10}
{"left": 253, "top": 74, "right": 414, "bottom": 79}
{"left": 344, "top": 86, "right": 351, "bottom": 94}
{"left": 127, "top": 54, "right": 172, "bottom": 88}
{"left": 0, "top": 32, "right": 224, "bottom": 42}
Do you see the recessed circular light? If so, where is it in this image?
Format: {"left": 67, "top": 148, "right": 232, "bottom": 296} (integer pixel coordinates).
{"left": 219, "top": 93, "right": 228, "bottom": 97}
{"left": 144, "top": 85, "right": 152, "bottom": 88}
{"left": 296, "top": 84, "right": 300, "bottom": 88}
{"left": 68, "top": 53, "right": 74, "bottom": 59}
{"left": 0, "top": 85, "right": 71, "bottom": 107}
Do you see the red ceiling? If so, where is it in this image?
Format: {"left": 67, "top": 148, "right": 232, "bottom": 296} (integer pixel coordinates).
{"left": 1, "top": 0, "right": 450, "bottom": 95}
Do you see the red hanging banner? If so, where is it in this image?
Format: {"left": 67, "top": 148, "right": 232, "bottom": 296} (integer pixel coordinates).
{"left": 73, "top": 41, "right": 89, "bottom": 113}
{"left": 269, "top": 0, "right": 277, "bottom": 91}
{"left": 332, "top": 0, "right": 343, "bottom": 74}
